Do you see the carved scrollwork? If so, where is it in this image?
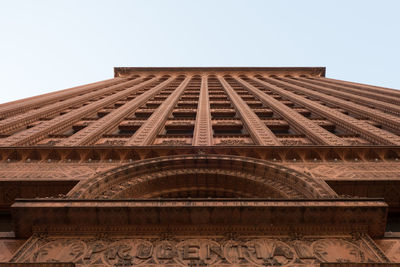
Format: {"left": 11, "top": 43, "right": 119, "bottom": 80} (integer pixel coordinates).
{"left": 217, "top": 139, "right": 246, "bottom": 145}
{"left": 312, "top": 239, "right": 364, "bottom": 263}
{"left": 97, "top": 139, "right": 127, "bottom": 146}
{"left": 161, "top": 140, "right": 190, "bottom": 145}
{"left": 279, "top": 139, "right": 311, "bottom": 145}
{"left": 32, "top": 240, "right": 86, "bottom": 263}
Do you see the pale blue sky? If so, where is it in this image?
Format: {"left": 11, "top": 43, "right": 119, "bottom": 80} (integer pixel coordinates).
{"left": 0, "top": 0, "right": 399, "bottom": 104}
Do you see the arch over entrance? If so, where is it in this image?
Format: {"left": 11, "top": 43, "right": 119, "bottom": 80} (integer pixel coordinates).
{"left": 68, "top": 154, "right": 337, "bottom": 199}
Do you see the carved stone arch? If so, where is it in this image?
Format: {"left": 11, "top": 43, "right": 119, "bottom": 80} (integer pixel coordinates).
{"left": 304, "top": 149, "right": 322, "bottom": 161}
{"left": 324, "top": 149, "right": 342, "bottom": 162}
{"left": 245, "top": 150, "right": 261, "bottom": 159}
{"left": 84, "top": 150, "right": 101, "bottom": 162}
{"left": 117, "top": 169, "right": 291, "bottom": 199}
{"left": 233, "top": 148, "right": 247, "bottom": 158}
{"left": 26, "top": 149, "right": 42, "bottom": 161}
{"left": 264, "top": 150, "right": 282, "bottom": 162}
{"left": 144, "top": 150, "right": 159, "bottom": 159}
{"left": 228, "top": 148, "right": 240, "bottom": 157}
{"left": 103, "top": 149, "right": 120, "bottom": 161}
{"left": 186, "top": 148, "right": 198, "bottom": 156}
{"left": 166, "top": 149, "right": 178, "bottom": 157}
{"left": 363, "top": 149, "right": 381, "bottom": 161}
{"left": 343, "top": 149, "right": 360, "bottom": 162}
{"left": 5, "top": 150, "right": 22, "bottom": 162}
{"left": 65, "top": 150, "right": 81, "bottom": 162}
{"left": 384, "top": 149, "right": 399, "bottom": 161}
{"left": 68, "top": 154, "right": 337, "bottom": 200}
{"left": 45, "top": 150, "right": 61, "bottom": 161}
{"left": 284, "top": 149, "right": 302, "bottom": 162}
{"left": 123, "top": 149, "right": 141, "bottom": 161}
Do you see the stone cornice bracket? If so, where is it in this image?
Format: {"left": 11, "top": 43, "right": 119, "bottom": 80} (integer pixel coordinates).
{"left": 234, "top": 76, "right": 348, "bottom": 146}
{"left": 0, "top": 76, "right": 160, "bottom": 146}
{"left": 252, "top": 76, "right": 400, "bottom": 146}
{"left": 193, "top": 75, "right": 213, "bottom": 146}
{"left": 57, "top": 76, "right": 176, "bottom": 146}
{"left": 217, "top": 76, "right": 281, "bottom": 146}
{"left": 125, "top": 75, "right": 192, "bottom": 146}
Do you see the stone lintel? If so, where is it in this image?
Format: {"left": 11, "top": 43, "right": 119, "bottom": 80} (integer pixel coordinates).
{"left": 12, "top": 198, "right": 387, "bottom": 238}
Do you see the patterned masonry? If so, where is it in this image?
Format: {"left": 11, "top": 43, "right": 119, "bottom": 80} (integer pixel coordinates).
{"left": 0, "top": 67, "right": 400, "bottom": 266}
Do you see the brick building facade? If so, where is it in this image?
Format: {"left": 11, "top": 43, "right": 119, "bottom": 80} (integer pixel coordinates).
{"left": 0, "top": 67, "right": 399, "bottom": 266}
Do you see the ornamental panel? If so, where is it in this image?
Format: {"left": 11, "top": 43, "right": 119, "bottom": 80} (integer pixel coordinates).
{"left": 10, "top": 235, "right": 389, "bottom": 266}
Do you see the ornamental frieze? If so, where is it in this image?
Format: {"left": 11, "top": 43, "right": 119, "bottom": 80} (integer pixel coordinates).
{"left": 0, "top": 163, "right": 117, "bottom": 180}
{"left": 11, "top": 236, "right": 389, "bottom": 266}
{"left": 285, "top": 163, "right": 400, "bottom": 180}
